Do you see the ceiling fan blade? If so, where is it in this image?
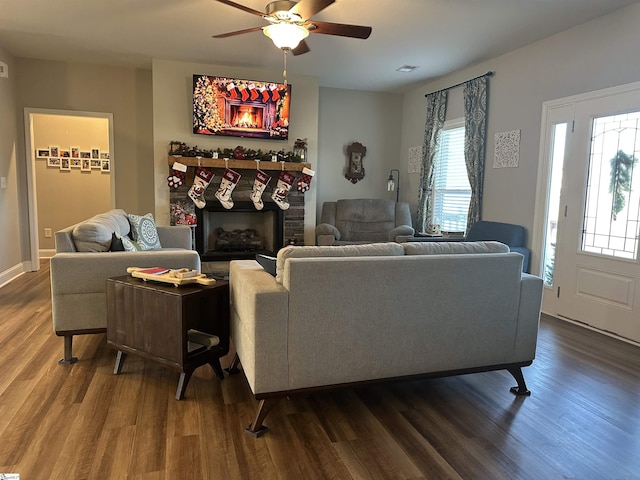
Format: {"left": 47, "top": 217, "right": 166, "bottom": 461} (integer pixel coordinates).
{"left": 212, "top": 26, "right": 264, "bottom": 38}
{"left": 289, "top": 0, "right": 335, "bottom": 21}
{"left": 307, "top": 20, "right": 372, "bottom": 39}
{"left": 215, "top": 0, "right": 265, "bottom": 17}
{"left": 291, "top": 40, "right": 311, "bottom": 56}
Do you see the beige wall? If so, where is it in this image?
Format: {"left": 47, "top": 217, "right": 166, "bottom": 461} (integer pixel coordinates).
{"left": 32, "top": 113, "right": 111, "bottom": 250}
{"left": 151, "top": 59, "right": 320, "bottom": 244}
{"left": 317, "top": 87, "right": 403, "bottom": 220}
{"left": 0, "top": 45, "right": 22, "bottom": 280}
{"left": 15, "top": 59, "right": 154, "bottom": 216}
{"left": 400, "top": 1, "right": 640, "bottom": 260}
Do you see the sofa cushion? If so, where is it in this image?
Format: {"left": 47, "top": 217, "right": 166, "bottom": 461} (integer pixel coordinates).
{"left": 276, "top": 242, "right": 404, "bottom": 284}
{"left": 128, "top": 213, "right": 162, "bottom": 250}
{"left": 72, "top": 209, "right": 131, "bottom": 252}
{"left": 402, "top": 240, "right": 510, "bottom": 256}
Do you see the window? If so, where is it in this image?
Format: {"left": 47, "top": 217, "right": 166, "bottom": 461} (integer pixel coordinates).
{"left": 432, "top": 119, "right": 471, "bottom": 232}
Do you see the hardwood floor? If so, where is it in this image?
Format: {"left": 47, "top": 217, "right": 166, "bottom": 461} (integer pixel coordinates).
{"left": 1, "top": 260, "right": 639, "bottom": 479}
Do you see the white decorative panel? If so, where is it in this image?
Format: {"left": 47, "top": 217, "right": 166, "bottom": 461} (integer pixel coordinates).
{"left": 408, "top": 146, "right": 422, "bottom": 174}
{"left": 494, "top": 130, "right": 520, "bottom": 168}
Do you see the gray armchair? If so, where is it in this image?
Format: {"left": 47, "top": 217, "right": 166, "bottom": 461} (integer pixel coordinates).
{"left": 316, "top": 199, "right": 415, "bottom": 245}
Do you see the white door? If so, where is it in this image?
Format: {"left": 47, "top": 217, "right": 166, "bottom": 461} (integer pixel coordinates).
{"left": 554, "top": 87, "right": 640, "bottom": 343}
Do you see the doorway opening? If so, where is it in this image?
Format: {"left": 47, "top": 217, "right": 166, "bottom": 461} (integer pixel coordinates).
{"left": 24, "top": 109, "right": 114, "bottom": 270}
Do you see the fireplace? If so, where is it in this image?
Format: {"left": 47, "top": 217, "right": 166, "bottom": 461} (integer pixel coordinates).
{"left": 195, "top": 201, "right": 284, "bottom": 261}
{"left": 169, "top": 165, "right": 305, "bottom": 262}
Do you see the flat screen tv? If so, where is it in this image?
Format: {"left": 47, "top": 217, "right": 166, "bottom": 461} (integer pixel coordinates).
{"left": 192, "top": 74, "right": 291, "bottom": 140}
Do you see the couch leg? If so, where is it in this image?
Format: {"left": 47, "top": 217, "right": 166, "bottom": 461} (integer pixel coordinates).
{"left": 224, "top": 353, "right": 241, "bottom": 375}
{"left": 58, "top": 335, "right": 78, "bottom": 365}
{"left": 246, "top": 398, "right": 280, "bottom": 437}
{"left": 507, "top": 366, "right": 531, "bottom": 396}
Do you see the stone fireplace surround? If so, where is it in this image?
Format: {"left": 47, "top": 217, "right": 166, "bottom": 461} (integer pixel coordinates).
{"left": 170, "top": 165, "right": 305, "bottom": 261}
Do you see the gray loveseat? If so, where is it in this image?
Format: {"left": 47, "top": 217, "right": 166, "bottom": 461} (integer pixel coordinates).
{"left": 50, "top": 209, "right": 200, "bottom": 364}
{"left": 229, "top": 241, "right": 543, "bottom": 436}
{"left": 315, "top": 198, "right": 415, "bottom": 245}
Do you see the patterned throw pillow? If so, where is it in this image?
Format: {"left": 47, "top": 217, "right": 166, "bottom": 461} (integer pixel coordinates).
{"left": 118, "top": 234, "right": 142, "bottom": 252}
{"left": 127, "top": 213, "right": 162, "bottom": 250}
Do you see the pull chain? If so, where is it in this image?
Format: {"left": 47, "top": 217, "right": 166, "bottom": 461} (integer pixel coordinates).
{"left": 282, "top": 48, "right": 288, "bottom": 86}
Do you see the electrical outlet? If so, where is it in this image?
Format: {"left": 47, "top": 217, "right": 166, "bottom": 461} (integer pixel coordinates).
{"left": 0, "top": 177, "right": 6, "bottom": 189}
{"left": 44, "top": 228, "right": 52, "bottom": 238}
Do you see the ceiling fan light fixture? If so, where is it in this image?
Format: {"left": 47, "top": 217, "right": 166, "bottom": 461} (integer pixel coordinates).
{"left": 263, "top": 23, "right": 309, "bottom": 50}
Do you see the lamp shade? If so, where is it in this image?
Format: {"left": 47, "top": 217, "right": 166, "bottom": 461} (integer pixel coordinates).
{"left": 263, "top": 23, "right": 309, "bottom": 50}
{"left": 387, "top": 177, "right": 395, "bottom": 191}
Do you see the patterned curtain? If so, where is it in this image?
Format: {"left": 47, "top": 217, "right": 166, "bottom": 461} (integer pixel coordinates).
{"left": 416, "top": 90, "right": 448, "bottom": 233}
{"left": 463, "top": 77, "right": 488, "bottom": 231}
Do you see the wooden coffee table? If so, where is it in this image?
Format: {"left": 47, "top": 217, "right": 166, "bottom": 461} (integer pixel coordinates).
{"left": 106, "top": 275, "right": 229, "bottom": 400}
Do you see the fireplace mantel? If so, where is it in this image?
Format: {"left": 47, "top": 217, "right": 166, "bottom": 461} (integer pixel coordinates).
{"left": 168, "top": 156, "right": 311, "bottom": 172}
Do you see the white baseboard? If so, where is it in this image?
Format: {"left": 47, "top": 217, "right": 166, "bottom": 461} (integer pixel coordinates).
{"left": 0, "top": 262, "right": 29, "bottom": 289}
{"left": 39, "top": 249, "right": 56, "bottom": 258}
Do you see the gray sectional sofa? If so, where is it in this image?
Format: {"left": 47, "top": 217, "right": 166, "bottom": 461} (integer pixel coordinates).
{"left": 229, "top": 241, "right": 543, "bottom": 436}
{"left": 50, "top": 209, "right": 200, "bottom": 364}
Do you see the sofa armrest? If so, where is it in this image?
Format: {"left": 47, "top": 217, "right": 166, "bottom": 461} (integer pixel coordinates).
{"left": 316, "top": 223, "right": 340, "bottom": 245}
{"left": 157, "top": 225, "right": 193, "bottom": 249}
{"left": 510, "top": 246, "right": 531, "bottom": 273}
{"left": 316, "top": 223, "right": 340, "bottom": 239}
{"left": 513, "top": 273, "right": 543, "bottom": 361}
{"left": 389, "top": 225, "right": 415, "bottom": 242}
{"left": 229, "top": 260, "right": 290, "bottom": 394}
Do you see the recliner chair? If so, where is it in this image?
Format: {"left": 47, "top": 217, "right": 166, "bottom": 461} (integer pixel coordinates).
{"left": 316, "top": 199, "right": 415, "bottom": 245}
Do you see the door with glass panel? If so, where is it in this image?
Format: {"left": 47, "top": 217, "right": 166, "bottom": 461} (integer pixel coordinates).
{"left": 555, "top": 89, "right": 640, "bottom": 343}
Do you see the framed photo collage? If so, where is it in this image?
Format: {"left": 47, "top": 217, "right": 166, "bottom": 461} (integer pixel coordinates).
{"left": 36, "top": 146, "right": 110, "bottom": 173}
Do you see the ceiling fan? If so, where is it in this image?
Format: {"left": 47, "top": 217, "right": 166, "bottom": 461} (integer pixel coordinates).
{"left": 213, "top": 0, "right": 372, "bottom": 55}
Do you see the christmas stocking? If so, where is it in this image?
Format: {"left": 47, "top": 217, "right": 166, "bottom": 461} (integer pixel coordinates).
{"left": 296, "top": 167, "right": 315, "bottom": 193}
{"left": 167, "top": 161, "right": 187, "bottom": 189}
{"left": 188, "top": 166, "right": 214, "bottom": 209}
{"left": 271, "top": 171, "right": 296, "bottom": 210}
{"left": 215, "top": 168, "right": 241, "bottom": 209}
{"left": 251, "top": 170, "right": 271, "bottom": 210}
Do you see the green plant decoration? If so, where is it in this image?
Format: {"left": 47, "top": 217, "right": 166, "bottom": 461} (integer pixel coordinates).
{"left": 609, "top": 150, "right": 638, "bottom": 220}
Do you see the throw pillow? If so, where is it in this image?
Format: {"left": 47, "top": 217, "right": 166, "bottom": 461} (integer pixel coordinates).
{"left": 120, "top": 234, "right": 142, "bottom": 252}
{"left": 109, "top": 232, "right": 125, "bottom": 252}
{"left": 255, "top": 254, "right": 277, "bottom": 276}
{"left": 128, "top": 213, "right": 162, "bottom": 250}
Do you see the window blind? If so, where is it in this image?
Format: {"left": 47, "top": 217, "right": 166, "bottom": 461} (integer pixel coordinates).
{"left": 433, "top": 125, "right": 471, "bottom": 232}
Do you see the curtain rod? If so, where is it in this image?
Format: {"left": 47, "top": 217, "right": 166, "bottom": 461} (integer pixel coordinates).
{"left": 424, "top": 71, "right": 494, "bottom": 97}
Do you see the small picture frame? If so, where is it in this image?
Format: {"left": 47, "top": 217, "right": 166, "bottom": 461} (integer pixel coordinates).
{"left": 90, "top": 159, "right": 101, "bottom": 169}
{"left": 47, "top": 157, "right": 61, "bottom": 167}
{"left": 60, "top": 158, "right": 71, "bottom": 171}
{"left": 71, "top": 158, "right": 82, "bottom": 168}
{"left": 71, "top": 147, "right": 80, "bottom": 158}
{"left": 100, "top": 152, "right": 110, "bottom": 160}
{"left": 37, "top": 148, "right": 50, "bottom": 159}
{"left": 80, "top": 151, "right": 91, "bottom": 159}
{"left": 60, "top": 150, "right": 70, "bottom": 158}
{"left": 91, "top": 148, "right": 100, "bottom": 159}
{"left": 101, "top": 159, "right": 111, "bottom": 172}
{"left": 50, "top": 146, "right": 59, "bottom": 157}
{"left": 81, "top": 159, "right": 91, "bottom": 171}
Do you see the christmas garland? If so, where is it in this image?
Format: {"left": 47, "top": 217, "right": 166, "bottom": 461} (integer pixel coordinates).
{"left": 169, "top": 140, "right": 307, "bottom": 163}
